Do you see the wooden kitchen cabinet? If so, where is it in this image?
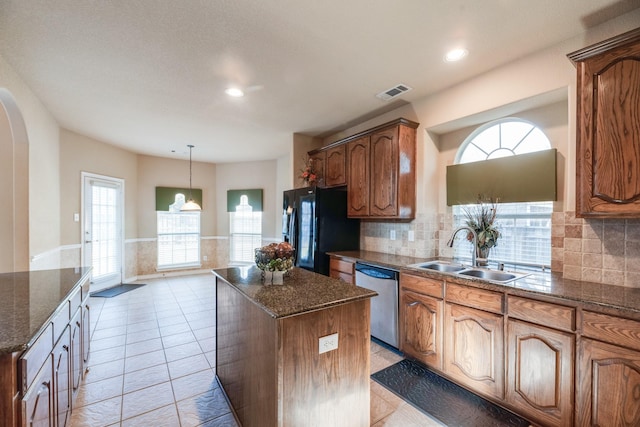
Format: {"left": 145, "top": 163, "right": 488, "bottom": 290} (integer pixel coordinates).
{"left": 576, "top": 310, "right": 640, "bottom": 426}
{"left": 329, "top": 256, "right": 355, "bottom": 284}
{"left": 444, "top": 302, "right": 504, "bottom": 400}
{"left": 346, "top": 136, "right": 370, "bottom": 217}
{"left": 506, "top": 319, "right": 574, "bottom": 427}
{"left": 568, "top": 28, "right": 640, "bottom": 217}
{"left": 325, "top": 145, "right": 347, "bottom": 187}
{"left": 345, "top": 118, "right": 418, "bottom": 219}
{"left": 308, "top": 151, "right": 325, "bottom": 186}
{"left": 21, "top": 354, "right": 54, "bottom": 427}
{"left": 577, "top": 338, "right": 640, "bottom": 427}
{"left": 399, "top": 274, "right": 443, "bottom": 369}
{"left": 53, "top": 328, "right": 71, "bottom": 427}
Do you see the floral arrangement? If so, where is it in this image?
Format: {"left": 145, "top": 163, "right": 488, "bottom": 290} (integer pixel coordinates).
{"left": 299, "top": 157, "right": 318, "bottom": 185}
{"left": 463, "top": 198, "right": 500, "bottom": 252}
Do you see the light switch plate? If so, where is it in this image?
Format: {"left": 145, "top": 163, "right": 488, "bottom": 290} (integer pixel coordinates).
{"left": 390, "top": 230, "right": 396, "bottom": 240}
{"left": 319, "top": 333, "right": 339, "bottom": 354}
{"left": 408, "top": 230, "right": 414, "bottom": 241}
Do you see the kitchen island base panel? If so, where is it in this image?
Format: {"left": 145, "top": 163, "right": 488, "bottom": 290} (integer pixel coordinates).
{"left": 216, "top": 276, "right": 371, "bottom": 427}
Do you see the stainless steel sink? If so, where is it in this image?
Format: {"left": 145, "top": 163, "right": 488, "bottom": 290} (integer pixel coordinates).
{"left": 457, "top": 269, "right": 518, "bottom": 282}
{"left": 407, "top": 261, "right": 530, "bottom": 283}
{"left": 407, "top": 262, "right": 466, "bottom": 273}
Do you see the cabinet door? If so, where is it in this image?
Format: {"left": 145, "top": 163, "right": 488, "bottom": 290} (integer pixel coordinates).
{"left": 308, "top": 151, "right": 325, "bottom": 187}
{"left": 21, "top": 354, "right": 54, "bottom": 427}
{"left": 81, "top": 303, "right": 90, "bottom": 368}
{"left": 70, "top": 310, "right": 82, "bottom": 400}
{"left": 369, "top": 127, "right": 398, "bottom": 217}
{"left": 346, "top": 137, "right": 370, "bottom": 217}
{"left": 576, "top": 338, "right": 640, "bottom": 427}
{"left": 444, "top": 303, "right": 504, "bottom": 399}
{"left": 574, "top": 34, "right": 640, "bottom": 217}
{"left": 400, "top": 290, "right": 443, "bottom": 370}
{"left": 325, "top": 145, "right": 346, "bottom": 187}
{"left": 507, "top": 320, "right": 574, "bottom": 427}
{"left": 53, "top": 328, "right": 71, "bottom": 427}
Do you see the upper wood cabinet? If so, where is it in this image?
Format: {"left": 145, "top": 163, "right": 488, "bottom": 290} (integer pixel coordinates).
{"left": 346, "top": 136, "right": 370, "bottom": 217}
{"left": 568, "top": 28, "right": 640, "bottom": 217}
{"left": 308, "top": 118, "right": 418, "bottom": 219}
{"left": 325, "top": 145, "right": 347, "bottom": 187}
{"left": 347, "top": 119, "right": 418, "bottom": 219}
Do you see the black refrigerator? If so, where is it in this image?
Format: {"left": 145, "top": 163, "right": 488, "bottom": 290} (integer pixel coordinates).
{"left": 282, "top": 186, "right": 360, "bottom": 276}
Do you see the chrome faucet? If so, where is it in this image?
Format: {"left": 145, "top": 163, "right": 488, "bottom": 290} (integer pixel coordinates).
{"left": 447, "top": 226, "right": 478, "bottom": 267}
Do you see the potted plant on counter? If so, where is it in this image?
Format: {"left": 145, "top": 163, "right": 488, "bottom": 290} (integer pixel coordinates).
{"left": 463, "top": 199, "right": 500, "bottom": 266}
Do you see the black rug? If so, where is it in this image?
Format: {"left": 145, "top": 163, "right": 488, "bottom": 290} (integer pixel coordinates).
{"left": 91, "top": 283, "right": 146, "bottom": 298}
{"left": 371, "top": 359, "right": 531, "bottom": 427}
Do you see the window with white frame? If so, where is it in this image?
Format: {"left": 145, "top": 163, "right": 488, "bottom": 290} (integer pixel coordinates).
{"left": 157, "top": 193, "right": 201, "bottom": 269}
{"left": 453, "top": 119, "right": 552, "bottom": 267}
{"left": 230, "top": 195, "right": 262, "bottom": 263}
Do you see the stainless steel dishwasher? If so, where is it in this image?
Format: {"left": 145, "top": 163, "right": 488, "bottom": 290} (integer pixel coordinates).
{"left": 355, "top": 262, "right": 399, "bottom": 348}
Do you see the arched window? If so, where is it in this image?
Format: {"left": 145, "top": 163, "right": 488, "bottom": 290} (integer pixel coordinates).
{"left": 453, "top": 118, "right": 552, "bottom": 268}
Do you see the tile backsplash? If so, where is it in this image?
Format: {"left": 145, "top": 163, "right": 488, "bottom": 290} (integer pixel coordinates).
{"left": 360, "top": 210, "right": 640, "bottom": 288}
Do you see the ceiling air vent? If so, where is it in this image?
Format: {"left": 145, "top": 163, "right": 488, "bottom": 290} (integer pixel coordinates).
{"left": 376, "top": 84, "right": 412, "bottom": 101}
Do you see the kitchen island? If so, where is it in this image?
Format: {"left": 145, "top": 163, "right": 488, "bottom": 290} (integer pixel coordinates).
{"left": 212, "top": 265, "right": 377, "bottom": 427}
{"left": 0, "top": 267, "right": 91, "bottom": 427}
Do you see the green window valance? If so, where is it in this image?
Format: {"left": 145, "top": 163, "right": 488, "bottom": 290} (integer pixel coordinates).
{"left": 446, "top": 148, "right": 557, "bottom": 205}
{"left": 227, "top": 189, "right": 263, "bottom": 212}
{"left": 156, "top": 186, "right": 203, "bottom": 211}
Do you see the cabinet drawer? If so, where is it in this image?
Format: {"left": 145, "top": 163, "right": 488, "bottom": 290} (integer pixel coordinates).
{"left": 51, "top": 302, "right": 70, "bottom": 343}
{"left": 332, "top": 271, "right": 354, "bottom": 284}
{"left": 583, "top": 311, "right": 640, "bottom": 352}
{"left": 330, "top": 259, "right": 354, "bottom": 275}
{"left": 69, "top": 286, "right": 82, "bottom": 312}
{"left": 81, "top": 277, "right": 90, "bottom": 301}
{"left": 446, "top": 282, "right": 503, "bottom": 314}
{"left": 400, "top": 273, "right": 443, "bottom": 298}
{"left": 20, "top": 323, "right": 53, "bottom": 393}
{"left": 507, "top": 296, "right": 575, "bottom": 332}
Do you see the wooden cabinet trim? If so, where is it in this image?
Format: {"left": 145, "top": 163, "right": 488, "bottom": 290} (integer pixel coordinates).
{"left": 568, "top": 27, "right": 640, "bottom": 62}
{"left": 445, "top": 282, "right": 503, "bottom": 314}
{"left": 400, "top": 273, "right": 443, "bottom": 299}
{"left": 583, "top": 310, "right": 640, "bottom": 352}
{"left": 507, "top": 295, "right": 575, "bottom": 332}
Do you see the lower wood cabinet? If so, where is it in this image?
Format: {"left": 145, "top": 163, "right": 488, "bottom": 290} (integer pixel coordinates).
{"left": 329, "top": 256, "right": 355, "bottom": 284}
{"left": 53, "top": 327, "right": 71, "bottom": 427}
{"left": 444, "top": 302, "right": 504, "bottom": 400}
{"left": 577, "top": 338, "right": 640, "bottom": 426}
{"left": 399, "top": 274, "right": 444, "bottom": 370}
{"left": 506, "top": 319, "right": 574, "bottom": 426}
{"left": 21, "top": 355, "right": 54, "bottom": 427}
{"left": 70, "top": 309, "right": 82, "bottom": 403}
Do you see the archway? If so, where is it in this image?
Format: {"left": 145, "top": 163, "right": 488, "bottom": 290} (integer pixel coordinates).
{"left": 0, "top": 88, "right": 29, "bottom": 272}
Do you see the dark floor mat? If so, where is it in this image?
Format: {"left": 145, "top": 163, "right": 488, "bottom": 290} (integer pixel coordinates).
{"left": 371, "top": 359, "right": 531, "bottom": 427}
{"left": 90, "top": 283, "right": 146, "bottom": 298}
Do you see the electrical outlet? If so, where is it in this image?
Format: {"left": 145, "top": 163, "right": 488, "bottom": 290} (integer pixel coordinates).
{"left": 73, "top": 213, "right": 80, "bottom": 222}
{"left": 390, "top": 230, "right": 396, "bottom": 240}
{"left": 408, "top": 230, "right": 414, "bottom": 241}
{"left": 203, "top": 255, "right": 208, "bottom": 261}
{"left": 319, "top": 333, "right": 339, "bottom": 354}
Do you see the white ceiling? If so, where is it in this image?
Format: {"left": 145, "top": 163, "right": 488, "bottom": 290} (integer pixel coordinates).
{"left": 0, "top": 0, "right": 637, "bottom": 162}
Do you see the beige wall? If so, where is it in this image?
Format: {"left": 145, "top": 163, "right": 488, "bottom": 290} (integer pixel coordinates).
{"left": 215, "top": 160, "right": 279, "bottom": 240}
{"left": 137, "top": 155, "right": 217, "bottom": 238}
{"left": 60, "top": 129, "right": 139, "bottom": 243}
{"left": 0, "top": 53, "right": 60, "bottom": 269}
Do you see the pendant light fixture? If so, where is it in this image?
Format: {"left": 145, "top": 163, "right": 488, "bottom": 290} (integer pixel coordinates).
{"left": 181, "top": 144, "right": 202, "bottom": 211}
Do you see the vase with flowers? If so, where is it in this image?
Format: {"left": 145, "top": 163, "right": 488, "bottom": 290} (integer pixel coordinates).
{"left": 463, "top": 198, "right": 500, "bottom": 266}
{"left": 299, "top": 157, "right": 318, "bottom": 187}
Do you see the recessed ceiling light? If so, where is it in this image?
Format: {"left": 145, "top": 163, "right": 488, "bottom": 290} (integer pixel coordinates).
{"left": 444, "top": 48, "right": 468, "bottom": 62}
{"left": 225, "top": 87, "right": 244, "bottom": 97}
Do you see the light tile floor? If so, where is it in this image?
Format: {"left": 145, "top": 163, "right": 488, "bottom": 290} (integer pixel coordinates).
{"left": 70, "top": 274, "right": 443, "bottom": 427}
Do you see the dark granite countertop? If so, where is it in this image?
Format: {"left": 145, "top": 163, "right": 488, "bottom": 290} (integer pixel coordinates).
{"left": 0, "top": 267, "right": 91, "bottom": 354}
{"left": 329, "top": 250, "right": 640, "bottom": 320}
{"left": 212, "top": 265, "right": 377, "bottom": 319}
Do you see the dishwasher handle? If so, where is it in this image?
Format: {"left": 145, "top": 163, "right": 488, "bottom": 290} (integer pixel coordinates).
{"left": 355, "top": 263, "right": 398, "bottom": 281}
